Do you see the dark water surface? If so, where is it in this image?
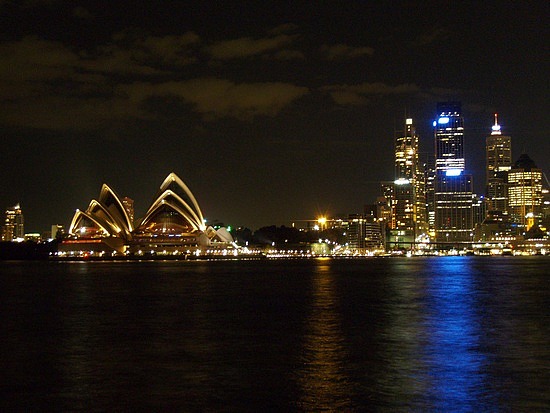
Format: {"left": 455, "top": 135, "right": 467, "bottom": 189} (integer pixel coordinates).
{"left": 1, "top": 257, "right": 549, "bottom": 411}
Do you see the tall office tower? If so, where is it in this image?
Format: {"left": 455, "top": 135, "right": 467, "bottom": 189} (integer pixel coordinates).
{"left": 486, "top": 114, "right": 512, "bottom": 212}
{"left": 433, "top": 102, "right": 473, "bottom": 243}
{"left": 424, "top": 153, "right": 436, "bottom": 236}
{"left": 347, "top": 214, "right": 366, "bottom": 250}
{"left": 507, "top": 153, "right": 543, "bottom": 231}
{"left": 2, "top": 204, "right": 24, "bottom": 241}
{"left": 122, "top": 197, "right": 135, "bottom": 227}
{"left": 472, "top": 194, "right": 489, "bottom": 227}
{"left": 390, "top": 118, "right": 427, "bottom": 248}
{"left": 380, "top": 181, "right": 395, "bottom": 227}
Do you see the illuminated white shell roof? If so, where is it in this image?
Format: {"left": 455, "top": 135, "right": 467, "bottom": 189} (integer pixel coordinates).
{"left": 69, "top": 172, "right": 232, "bottom": 244}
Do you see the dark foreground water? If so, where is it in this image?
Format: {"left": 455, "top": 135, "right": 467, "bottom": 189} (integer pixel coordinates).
{"left": 1, "top": 257, "right": 549, "bottom": 412}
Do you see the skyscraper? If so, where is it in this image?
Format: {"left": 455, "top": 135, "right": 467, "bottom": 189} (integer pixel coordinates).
{"left": 2, "top": 204, "right": 24, "bottom": 241}
{"left": 122, "top": 196, "right": 135, "bottom": 227}
{"left": 424, "top": 153, "right": 436, "bottom": 236}
{"left": 434, "top": 102, "right": 465, "bottom": 173}
{"left": 507, "top": 153, "right": 543, "bottom": 231}
{"left": 433, "top": 102, "right": 473, "bottom": 243}
{"left": 486, "top": 114, "right": 512, "bottom": 212}
{"left": 390, "top": 118, "right": 427, "bottom": 248}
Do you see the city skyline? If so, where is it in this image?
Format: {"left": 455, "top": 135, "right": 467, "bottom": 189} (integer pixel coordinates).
{"left": 1, "top": 2, "right": 548, "bottom": 232}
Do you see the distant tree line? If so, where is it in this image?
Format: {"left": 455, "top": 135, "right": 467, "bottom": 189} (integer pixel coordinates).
{"left": 0, "top": 240, "right": 58, "bottom": 260}
{"left": 231, "top": 225, "right": 346, "bottom": 247}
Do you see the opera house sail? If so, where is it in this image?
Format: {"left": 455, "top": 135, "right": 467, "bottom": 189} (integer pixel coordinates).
{"left": 60, "top": 172, "right": 233, "bottom": 257}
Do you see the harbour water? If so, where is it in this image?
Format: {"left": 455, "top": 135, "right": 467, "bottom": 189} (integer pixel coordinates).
{"left": 1, "top": 257, "right": 549, "bottom": 411}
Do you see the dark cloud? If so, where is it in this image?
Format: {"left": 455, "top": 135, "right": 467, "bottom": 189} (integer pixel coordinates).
{"left": 411, "top": 26, "right": 451, "bottom": 47}
{"left": 321, "top": 82, "right": 420, "bottom": 105}
{"left": 0, "top": 28, "right": 309, "bottom": 132}
{"left": 269, "top": 23, "right": 300, "bottom": 35}
{"left": 320, "top": 43, "right": 374, "bottom": 60}
{"left": 83, "top": 31, "right": 200, "bottom": 74}
{"left": 119, "top": 79, "right": 309, "bottom": 120}
{"left": 72, "top": 6, "right": 93, "bottom": 20}
{"left": 0, "top": 36, "right": 78, "bottom": 81}
{"left": 207, "top": 34, "right": 296, "bottom": 59}
{"left": 270, "top": 49, "right": 305, "bottom": 60}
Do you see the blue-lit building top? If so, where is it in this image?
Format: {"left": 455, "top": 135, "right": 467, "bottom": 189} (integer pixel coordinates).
{"left": 434, "top": 101, "right": 465, "bottom": 174}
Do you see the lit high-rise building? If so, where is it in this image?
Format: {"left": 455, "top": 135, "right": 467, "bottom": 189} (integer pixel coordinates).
{"left": 390, "top": 118, "right": 427, "bottom": 248}
{"left": 507, "top": 153, "right": 543, "bottom": 231}
{"left": 486, "top": 114, "right": 512, "bottom": 212}
{"left": 122, "top": 197, "right": 135, "bottom": 227}
{"left": 433, "top": 102, "right": 473, "bottom": 243}
{"left": 424, "top": 153, "right": 436, "bottom": 236}
{"left": 434, "top": 102, "right": 465, "bottom": 173}
{"left": 2, "top": 204, "right": 24, "bottom": 241}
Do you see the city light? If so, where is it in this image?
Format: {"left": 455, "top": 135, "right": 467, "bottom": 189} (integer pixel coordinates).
{"left": 445, "top": 168, "right": 462, "bottom": 176}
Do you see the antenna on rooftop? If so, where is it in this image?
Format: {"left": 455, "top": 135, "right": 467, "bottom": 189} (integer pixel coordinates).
{"left": 491, "top": 113, "right": 501, "bottom": 135}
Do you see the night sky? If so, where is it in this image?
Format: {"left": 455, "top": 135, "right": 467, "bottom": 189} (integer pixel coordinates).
{"left": 1, "top": 1, "right": 548, "bottom": 232}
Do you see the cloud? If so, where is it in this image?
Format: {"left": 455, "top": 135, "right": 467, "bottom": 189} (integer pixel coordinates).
{"left": 0, "top": 37, "right": 130, "bottom": 130}
{"left": 269, "top": 23, "right": 300, "bottom": 35}
{"left": 141, "top": 32, "right": 200, "bottom": 60}
{"left": 320, "top": 43, "right": 374, "bottom": 60}
{"left": 208, "top": 34, "right": 295, "bottom": 59}
{"left": 81, "top": 31, "right": 200, "bottom": 75}
{"left": 119, "top": 78, "right": 309, "bottom": 119}
{"left": 0, "top": 34, "right": 309, "bottom": 131}
{"left": 72, "top": 6, "right": 93, "bottom": 20}
{"left": 80, "top": 47, "right": 164, "bottom": 76}
{"left": 322, "top": 82, "right": 420, "bottom": 105}
{"left": 411, "top": 27, "right": 451, "bottom": 47}
{"left": 271, "top": 49, "right": 305, "bottom": 60}
{"left": 0, "top": 36, "right": 308, "bottom": 129}
{"left": 0, "top": 94, "right": 134, "bottom": 130}
{"left": 0, "top": 36, "right": 154, "bottom": 129}
{"left": 0, "top": 36, "right": 79, "bottom": 81}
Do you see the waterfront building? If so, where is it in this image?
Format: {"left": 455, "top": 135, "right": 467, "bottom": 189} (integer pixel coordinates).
{"left": 51, "top": 224, "right": 64, "bottom": 240}
{"left": 507, "top": 154, "right": 543, "bottom": 231}
{"left": 486, "top": 114, "right": 512, "bottom": 212}
{"left": 61, "top": 172, "right": 233, "bottom": 255}
{"left": 24, "top": 233, "right": 41, "bottom": 242}
{"left": 542, "top": 188, "right": 550, "bottom": 233}
{"left": 364, "top": 198, "right": 390, "bottom": 248}
{"left": 476, "top": 210, "right": 514, "bottom": 242}
{"left": 2, "top": 204, "right": 24, "bottom": 241}
{"left": 389, "top": 118, "right": 428, "bottom": 248}
{"left": 433, "top": 102, "right": 473, "bottom": 243}
{"left": 472, "top": 195, "right": 489, "bottom": 227}
{"left": 379, "top": 181, "right": 395, "bottom": 226}
{"left": 347, "top": 214, "right": 383, "bottom": 251}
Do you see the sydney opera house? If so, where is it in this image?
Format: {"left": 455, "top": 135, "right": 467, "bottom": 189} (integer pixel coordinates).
{"left": 59, "top": 173, "right": 234, "bottom": 257}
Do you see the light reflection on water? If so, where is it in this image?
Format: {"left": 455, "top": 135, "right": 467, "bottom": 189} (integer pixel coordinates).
{"left": 420, "top": 257, "right": 489, "bottom": 411}
{"left": 0, "top": 257, "right": 548, "bottom": 411}
{"left": 295, "top": 263, "right": 354, "bottom": 411}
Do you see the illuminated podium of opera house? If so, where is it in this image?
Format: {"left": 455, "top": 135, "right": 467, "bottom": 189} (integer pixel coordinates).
{"left": 59, "top": 173, "right": 234, "bottom": 257}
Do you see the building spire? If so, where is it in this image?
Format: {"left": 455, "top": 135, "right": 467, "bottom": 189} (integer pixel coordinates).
{"left": 491, "top": 113, "right": 501, "bottom": 135}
